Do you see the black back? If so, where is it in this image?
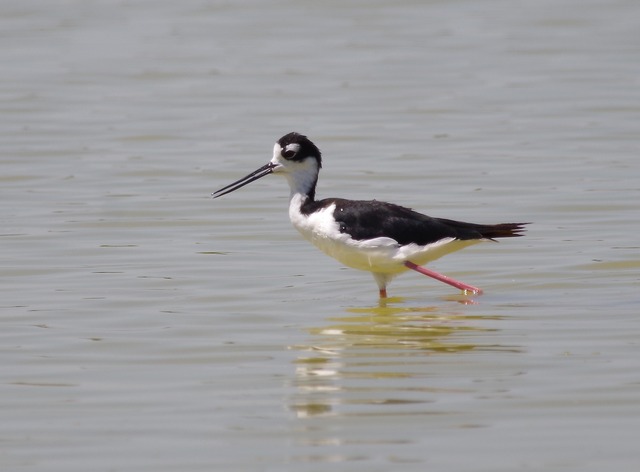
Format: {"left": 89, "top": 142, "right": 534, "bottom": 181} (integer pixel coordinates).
{"left": 301, "top": 198, "right": 526, "bottom": 245}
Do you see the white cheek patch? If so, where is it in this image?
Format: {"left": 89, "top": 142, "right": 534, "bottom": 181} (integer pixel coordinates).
{"left": 271, "top": 143, "right": 284, "bottom": 169}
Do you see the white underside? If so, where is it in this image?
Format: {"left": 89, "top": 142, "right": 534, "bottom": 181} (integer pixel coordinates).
{"left": 288, "top": 194, "right": 482, "bottom": 278}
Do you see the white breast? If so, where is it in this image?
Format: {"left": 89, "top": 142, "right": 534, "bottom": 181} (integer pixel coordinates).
{"left": 288, "top": 196, "right": 348, "bottom": 258}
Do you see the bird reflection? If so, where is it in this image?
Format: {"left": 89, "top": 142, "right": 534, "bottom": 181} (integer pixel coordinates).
{"left": 289, "top": 301, "right": 517, "bottom": 420}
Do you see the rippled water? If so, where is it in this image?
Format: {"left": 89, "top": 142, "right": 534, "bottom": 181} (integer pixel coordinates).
{"left": 2, "top": 0, "right": 639, "bottom": 471}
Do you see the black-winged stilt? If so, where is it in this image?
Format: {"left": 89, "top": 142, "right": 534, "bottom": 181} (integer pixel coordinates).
{"left": 213, "top": 132, "right": 527, "bottom": 298}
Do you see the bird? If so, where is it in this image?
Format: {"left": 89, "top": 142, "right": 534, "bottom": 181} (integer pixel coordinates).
{"left": 213, "top": 132, "right": 527, "bottom": 298}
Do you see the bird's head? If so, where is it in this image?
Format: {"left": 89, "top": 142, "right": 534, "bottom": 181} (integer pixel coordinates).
{"left": 213, "top": 132, "right": 322, "bottom": 199}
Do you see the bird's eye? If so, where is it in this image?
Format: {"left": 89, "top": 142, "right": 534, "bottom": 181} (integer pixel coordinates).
{"left": 282, "top": 149, "right": 296, "bottom": 159}
{"left": 281, "top": 143, "right": 300, "bottom": 159}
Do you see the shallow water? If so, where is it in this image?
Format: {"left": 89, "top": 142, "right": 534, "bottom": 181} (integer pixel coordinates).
{"left": 2, "top": 0, "right": 639, "bottom": 471}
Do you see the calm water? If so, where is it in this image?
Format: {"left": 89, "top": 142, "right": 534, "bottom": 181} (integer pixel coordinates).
{"left": 2, "top": 0, "right": 639, "bottom": 471}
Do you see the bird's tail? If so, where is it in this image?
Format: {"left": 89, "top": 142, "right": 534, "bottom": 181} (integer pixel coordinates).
{"left": 477, "top": 222, "right": 529, "bottom": 240}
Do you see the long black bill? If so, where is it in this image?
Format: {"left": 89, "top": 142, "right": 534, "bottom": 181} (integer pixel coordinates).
{"left": 212, "top": 162, "right": 277, "bottom": 199}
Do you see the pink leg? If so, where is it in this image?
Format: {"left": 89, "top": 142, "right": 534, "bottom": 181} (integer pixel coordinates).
{"left": 404, "top": 261, "right": 483, "bottom": 294}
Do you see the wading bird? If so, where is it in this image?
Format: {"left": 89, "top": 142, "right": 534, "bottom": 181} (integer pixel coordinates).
{"left": 213, "top": 132, "right": 527, "bottom": 298}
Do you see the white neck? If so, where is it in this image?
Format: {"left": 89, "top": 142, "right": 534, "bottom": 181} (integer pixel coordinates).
{"left": 283, "top": 167, "right": 318, "bottom": 202}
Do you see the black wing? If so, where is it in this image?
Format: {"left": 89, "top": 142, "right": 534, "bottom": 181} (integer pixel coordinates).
{"left": 303, "top": 198, "right": 526, "bottom": 245}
